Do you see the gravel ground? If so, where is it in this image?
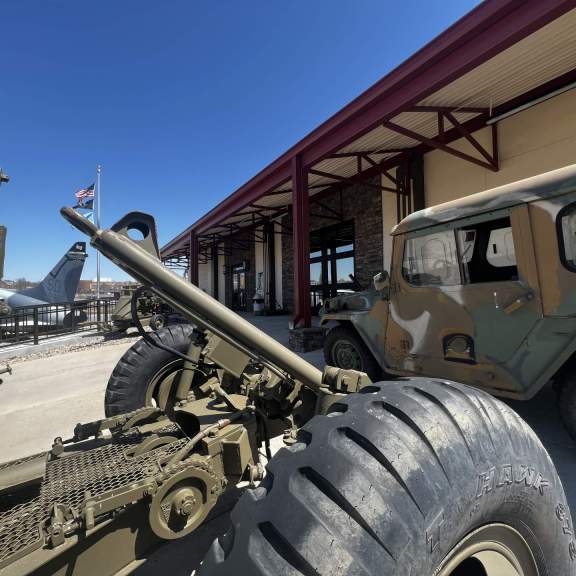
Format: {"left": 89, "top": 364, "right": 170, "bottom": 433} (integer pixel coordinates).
{"left": 0, "top": 330, "right": 142, "bottom": 365}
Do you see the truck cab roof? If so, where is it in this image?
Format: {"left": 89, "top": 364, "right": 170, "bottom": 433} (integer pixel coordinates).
{"left": 392, "top": 164, "right": 576, "bottom": 236}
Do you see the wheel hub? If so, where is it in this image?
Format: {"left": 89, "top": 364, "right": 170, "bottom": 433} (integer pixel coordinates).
{"left": 437, "top": 524, "right": 539, "bottom": 576}
{"left": 333, "top": 339, "right": 362, "bottom": 370}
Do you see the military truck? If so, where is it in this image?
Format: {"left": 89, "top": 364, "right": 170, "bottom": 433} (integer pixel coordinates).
{"left": 0, "top": 206, "right": 573, "bottom": 576}
{"left": 110, "top": 284, "right": 174, "bottom": 332}
{"left": 321, "top": 164, "right": 576, "bottom": 440}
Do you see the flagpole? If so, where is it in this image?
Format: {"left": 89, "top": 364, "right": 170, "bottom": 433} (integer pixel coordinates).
{"left": 96, "top": 165, "right": 102, "bottom": 300}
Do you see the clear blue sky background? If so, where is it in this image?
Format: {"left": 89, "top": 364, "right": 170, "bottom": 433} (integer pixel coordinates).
{"left": 1, "top": 0, "right": 480, "bottom": 281}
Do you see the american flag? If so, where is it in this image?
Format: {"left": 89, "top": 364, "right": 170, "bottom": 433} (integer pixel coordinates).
{"left": 75, "top": 183, "right": 95, "bottom": 205}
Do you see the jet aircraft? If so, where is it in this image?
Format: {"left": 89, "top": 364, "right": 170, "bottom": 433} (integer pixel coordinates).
{"left": 0, "top": 242, "right": 88, "bottom": 327}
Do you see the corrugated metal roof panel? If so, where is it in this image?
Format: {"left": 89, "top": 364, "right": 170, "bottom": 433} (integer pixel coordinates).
{"left": 419, "top": 8, "right": 576, "bottom": 109}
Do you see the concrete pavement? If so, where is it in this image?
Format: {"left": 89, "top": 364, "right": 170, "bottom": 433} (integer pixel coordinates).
{"left": 0, "top": 341, "right": 133, "bottom": 461}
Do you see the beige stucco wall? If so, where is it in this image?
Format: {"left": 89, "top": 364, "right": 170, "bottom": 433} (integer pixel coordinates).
{"left": 274, "top": 221, "right": 283, "bottom": 309}
{"left": 198, "top": 260, "right": 212, "bottom": 294}
{"left": 382, "top": 186, "right": 398, "bottom": 271}
{"left": 378, "top": 89, "right": 576, "bottom": 271}
{"left": 217, "top": 245, "right": 226, "bottom": 304}
{"left": 425, "top": 89, "right": 576, "bottom": 206}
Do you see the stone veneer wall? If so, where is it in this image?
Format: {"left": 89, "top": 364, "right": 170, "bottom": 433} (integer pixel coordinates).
{"left": 281, "top": 179, "right": 383, "bottom": 311}
{"left": 224, "top": 229, "right": 256, "bottom": 312}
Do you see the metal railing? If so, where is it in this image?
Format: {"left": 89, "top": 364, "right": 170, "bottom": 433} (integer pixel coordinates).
{"left": 0, "top": 298, "right": 117, "bottom": 347}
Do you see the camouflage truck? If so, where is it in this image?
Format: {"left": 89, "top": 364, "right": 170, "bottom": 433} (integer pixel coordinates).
{"left": 110, "top": 284, "right": 173, "bottom": 332}
{"left": 321, "top": 164, "right": 576, "bottom": 440}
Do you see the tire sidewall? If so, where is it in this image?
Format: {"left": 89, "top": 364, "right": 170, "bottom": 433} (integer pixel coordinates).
{"left": 104, "top": 323, "right": 195, "bottom": 416}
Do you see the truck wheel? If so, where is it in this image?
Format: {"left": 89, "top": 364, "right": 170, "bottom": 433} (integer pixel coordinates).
{"left": 201, "top": 379, "right": 574, "bottom": 575}
{"left": 324, "top": 325, "right": 381, "bottom": 380}
{"left": 105, "top": 323, "right": 195, "bottom": 417}
{"left": 556, "top": 371, "right": 576, "bottom": 441}
{"left": 149, "top": 313, "right": 166, "bottom": 331}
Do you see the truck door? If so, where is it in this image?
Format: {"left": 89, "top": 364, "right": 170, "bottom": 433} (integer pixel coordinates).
{"left": 385, "top": 207, "right": 542, "bottom": 393}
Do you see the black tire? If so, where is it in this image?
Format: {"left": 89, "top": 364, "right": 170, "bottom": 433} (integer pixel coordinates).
{"left": 201, "top": 379, "right": 574, "bottom": 575}
{"left": 105, "top": 323, "right": 195, "bottom": 417}
{"left": 324, "top": 324, "right": 381, "bottom": 381}
{"left": 149, "top": 313, "right": 166, "bottom": 331}
{"left": 556, "top": 370, "right": 576, "bottom": 441}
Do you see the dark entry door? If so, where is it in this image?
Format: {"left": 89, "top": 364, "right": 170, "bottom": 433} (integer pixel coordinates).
{"left": 231, "top": 265, "right": 246, "bottom": 310}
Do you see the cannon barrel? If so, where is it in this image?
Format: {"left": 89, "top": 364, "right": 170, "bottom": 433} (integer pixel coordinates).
{"left": 61, "top": 207, "right": 324, "bottom": 391}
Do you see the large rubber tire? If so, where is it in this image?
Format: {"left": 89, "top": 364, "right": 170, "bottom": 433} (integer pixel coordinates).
{"left": 200, "top": 379, "right": 574, "bottom": 575}
{"left": 105, "top": 323, "right": 195, "bottom": 417}
{"left": 556, "top": 369, "right": 576, "bottom": 441}
{"left": 324, "top": 324, "right": 381, "bottom": 381}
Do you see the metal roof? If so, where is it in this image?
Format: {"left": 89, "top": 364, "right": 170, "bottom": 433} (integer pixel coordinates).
{"left": 162, "top": 0, "right": 576, "bottom": 260}
{"left": 392, "top": 163, "right": 576, "bottom": 235}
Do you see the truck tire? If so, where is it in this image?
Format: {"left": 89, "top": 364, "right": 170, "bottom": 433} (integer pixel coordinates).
{"left": 149, "top": 313, "right": 166, "bottom": 331}
{"left": 324, "top": 324, "right": 381, "bottom": 381}
{"left": 556, "top": 370, "right": 576, "bottom": 441}
{"left": 105, "top": 323, "right": 195, "bottom": 417}
{"left": 200, "top": 379, "right": 574, "bottom": 576}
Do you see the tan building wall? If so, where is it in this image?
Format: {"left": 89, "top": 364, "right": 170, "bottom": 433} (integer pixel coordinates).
{"left": 425, "top": 89, "right": 576, "bottom": 205}
{"left": 218, "top": 245, "right": 226, "bottom": 304}
{"left": 381, "top": 167, "right": 399, "bottom": 272}
{"left": 198, "top": 260, "right": 212, "bottom": 294}
{"left": 380, "top": 89, "right": 576, "bottom": 272}
{"left": 274, "top": 221, "right": 283, "bottom": 309}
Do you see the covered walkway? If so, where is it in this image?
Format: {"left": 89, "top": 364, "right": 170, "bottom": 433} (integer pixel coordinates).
{"left": 162, "top": 0, "right": 576, "bottom": 340}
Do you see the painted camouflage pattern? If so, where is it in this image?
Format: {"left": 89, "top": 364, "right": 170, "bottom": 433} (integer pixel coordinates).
{"left": 321, "top": 164, "right": 576, "bottom": 400}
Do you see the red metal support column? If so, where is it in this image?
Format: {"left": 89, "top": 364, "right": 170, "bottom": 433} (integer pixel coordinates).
{"left": 291, "top": 155, "right": 311, "bottom": 328}
{"left": 188, "top": 230, "right": 199, "bottom": 285}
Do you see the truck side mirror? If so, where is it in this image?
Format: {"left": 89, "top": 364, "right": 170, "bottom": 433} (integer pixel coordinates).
{"left": 373, "top": 271, "right": 390, "bottom": 291}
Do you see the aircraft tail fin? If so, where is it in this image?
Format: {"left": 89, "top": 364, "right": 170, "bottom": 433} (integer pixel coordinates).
{"left": 21, "top": 242, "right": 88, "bottom": 303}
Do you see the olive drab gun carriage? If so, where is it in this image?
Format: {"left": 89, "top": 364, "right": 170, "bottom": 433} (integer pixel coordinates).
{"left": 0, "top": 205, "right": 573, "bottom": 576}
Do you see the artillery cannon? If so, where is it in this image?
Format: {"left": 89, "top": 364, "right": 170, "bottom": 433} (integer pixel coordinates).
{"left": 0, "top": 207, "right": 573, "bottom": 576}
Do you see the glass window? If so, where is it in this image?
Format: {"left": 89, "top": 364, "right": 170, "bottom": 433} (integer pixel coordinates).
{"left": 336, "top": 257, "right": 354, "bottom": 284}
{"left": 559, "top": 204, "right": 576, "bottom": 270}
{"left": 310, "top": 262, "right": 322, "bottom": 285}
{"left": 403, "top": 231, "right": 461, "bottom": 286}
{"left": 335, "top": 244, "right": 354, "bottom": 254}
{"left": 456, "top": 217, "right": 517, "bottom": 283}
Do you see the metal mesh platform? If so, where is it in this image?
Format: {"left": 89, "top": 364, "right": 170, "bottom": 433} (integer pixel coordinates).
{"left": 0, "top": 434, "right": 187, "bottom": 569}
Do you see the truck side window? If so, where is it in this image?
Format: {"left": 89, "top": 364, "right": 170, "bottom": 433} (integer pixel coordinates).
{"left": 403, "top": 231, "right": 461, "bottom": 286}
{"left": 559, "top": 204, "right": 576, "bottom": 270}
{"left": 456, "top": 217, "right": 518, "bottom": 283}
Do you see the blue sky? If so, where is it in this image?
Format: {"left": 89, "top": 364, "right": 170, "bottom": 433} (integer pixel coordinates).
{"left": 1, "top": 0, "right": 480, "bottom": 281}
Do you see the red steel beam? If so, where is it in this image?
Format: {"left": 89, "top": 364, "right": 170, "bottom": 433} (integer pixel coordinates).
{"left": 309, "top": 168, "right": 397, "bottom": 193}
{"left": 292, "top": 155, "right": 311, "bottom": 329}
{"left": 383, "top": 119, "right": 498, "bottom": 171}
{"left": 162, "top": 0, "right": 575, "bottom": 256}
{"left": 329, "top": 149, "right": 409, "bottom": 158}
{"left": 443, "top": 111, "right": 496, "bottom": 167}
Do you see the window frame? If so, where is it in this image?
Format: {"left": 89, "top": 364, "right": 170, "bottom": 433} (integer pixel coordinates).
{"left": 401, "top": 209, "right": 519, "bottom": 288}
{"left": 401, "top": 229, "right": 462, "bottom": 287}
{"left": 556, "top": 202, "right": 576, "bottom": 273}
